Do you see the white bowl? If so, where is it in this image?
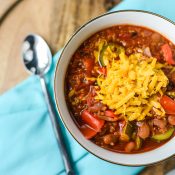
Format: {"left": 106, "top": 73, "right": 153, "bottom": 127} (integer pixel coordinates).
{"left": 54, "top": 10, "right": 175, "bottom": 166}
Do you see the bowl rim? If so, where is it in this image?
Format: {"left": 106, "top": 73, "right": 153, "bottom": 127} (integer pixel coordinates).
{"left": 54, "top": 9, "right": 175, "bottom": 166}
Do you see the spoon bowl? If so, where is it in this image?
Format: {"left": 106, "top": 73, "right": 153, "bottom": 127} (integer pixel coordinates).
{"left": 22, "top": 34, "right": 52, "bottom": 76}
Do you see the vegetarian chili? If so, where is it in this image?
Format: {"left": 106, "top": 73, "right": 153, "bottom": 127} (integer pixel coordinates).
{"left": 65, "top": 25, "right": 175, "bottom": 153}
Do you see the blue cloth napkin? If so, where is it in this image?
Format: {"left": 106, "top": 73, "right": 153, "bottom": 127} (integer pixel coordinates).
{"left": 1, "top": 0, "right": 175, "bottom": 174}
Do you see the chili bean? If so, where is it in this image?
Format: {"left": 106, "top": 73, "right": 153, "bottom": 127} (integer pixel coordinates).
{"left": 168, "top": 115, "right": 175, "bottom": 125}
{"left": 137, "top": 122, "right": 150, "bottom": 139}
{"left": 120, "top": 134, "right": 130, "bottom": 142}
{"left": 125, "top": 142, "right": 135, "bottom": 152}
{"left": 151, "top": 33, "right": 161, "bottom": 43}
{"left": 103, "top": 134, "right": 118, "bottom": 145}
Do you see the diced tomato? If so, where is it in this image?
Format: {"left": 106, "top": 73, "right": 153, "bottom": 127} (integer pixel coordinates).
{"left": 83, "top": 58, "right": 94, "bottom": 74}
{"left": 161, "top": 44, "right": 175, "bottom": 65}
{"left": 97, "top": 67, "right": 107, "bottom": 75}
{"left": 160, "top": 95, "right": 175, "bottom": 114}
{"left": 81, "top": 110, "right": 104, "bottom": 132}
{"left": 105, "top": 110, "right": 116, "bottom": 118}
{"left": 80, "top": 125, "right": 97, "bottom": 139}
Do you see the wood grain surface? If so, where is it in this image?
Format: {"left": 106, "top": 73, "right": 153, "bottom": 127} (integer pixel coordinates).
{"left": 0, "top": 0, "right": 120, "bottom": 94}
{"left": 0, "top": 0, "right": 175, "bottom": 174}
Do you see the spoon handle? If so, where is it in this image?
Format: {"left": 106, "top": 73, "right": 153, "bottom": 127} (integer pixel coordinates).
{"left": 40, "top": 76, "right": 75, "bottom": 175}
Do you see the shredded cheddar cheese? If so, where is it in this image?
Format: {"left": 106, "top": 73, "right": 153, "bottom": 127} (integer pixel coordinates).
{"left": 95, "top": 48, "right": 168, "bottom": 121}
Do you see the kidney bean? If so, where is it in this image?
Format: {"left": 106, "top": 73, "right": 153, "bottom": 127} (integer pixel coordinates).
{"left": 125, "top": 142, "right": 135, "bottom": 152}
{"left": 151, "top": 33, "right": 161, "bottom": 43}
{"left": 168, "top": 115, "right": 175, "bottom": 125}
{"left": 103, "top": 134, "right": 118, "bottom": 145}
{"left": 137, "top": 122, "right": 150, "bottom": 139}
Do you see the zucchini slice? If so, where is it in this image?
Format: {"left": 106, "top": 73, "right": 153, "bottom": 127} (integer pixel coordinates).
{"left": 152, "top": 128, "right": 174, "bottom": 141}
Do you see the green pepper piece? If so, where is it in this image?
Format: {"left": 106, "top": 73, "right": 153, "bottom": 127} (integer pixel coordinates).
{"left": 99, "top": 45, "right": 108, "bottom": 66}
{"left": 123, "top": 122, "right": 133, "bottom": 137}
{"left": 152, "top": 128, "right": 174, "bottom": 141}
{"left": 132, "top": 132, "right": 136, "bottom": 140}
{"left": 135, "top": 136, "right": 142, "bottom": 150}
{"left": 98, "top": 43, "right": 124, "bottom": 67}
{"left": 120, "top": 122, "right": 133, "bottom": 142}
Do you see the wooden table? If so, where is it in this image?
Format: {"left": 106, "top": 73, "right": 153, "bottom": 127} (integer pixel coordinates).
{"left": 0, "top": 0, "right": 175, "bottom": 174}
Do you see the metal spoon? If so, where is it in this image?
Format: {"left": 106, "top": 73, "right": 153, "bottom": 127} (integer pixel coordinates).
{"left": 21, "top": 34, "right": 74, "bottom": 175}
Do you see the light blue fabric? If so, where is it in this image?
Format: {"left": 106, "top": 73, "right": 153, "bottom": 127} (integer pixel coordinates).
{"left": 1, "top": 0, "right": 175, "bottom": 174}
